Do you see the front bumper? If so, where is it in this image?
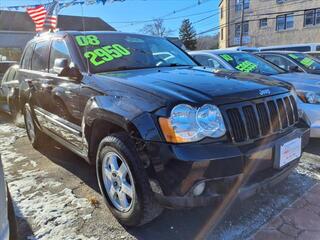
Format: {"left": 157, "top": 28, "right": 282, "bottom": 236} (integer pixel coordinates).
{"left": 299, "top": 102, "right": 320, "bottom": 138}
{"left": 143, "top": 127, "right": 310, "bottom": 208}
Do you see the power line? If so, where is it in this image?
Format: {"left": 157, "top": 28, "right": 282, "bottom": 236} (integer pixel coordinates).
{"left": 160, "top": 0, "right": 211, "bottom": 18}
{"left": 110, "top": 0, "right": 214, "bottom": 27}
{"left": 171, "top": 11, "right": 219, "bottom": 32}
{"left": 109, "top": 9, "right": 217, "bottom": 24}
{"left": 197, "top": 11, "right": 311, "bottom": 36}
{"left": 115, "top": 9, "right": 219, "bottom": 30}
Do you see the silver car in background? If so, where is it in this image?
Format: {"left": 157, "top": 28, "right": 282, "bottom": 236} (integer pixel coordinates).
{"left": 189, "top": 50, "right": 320, "bottom": 138}
{"left": 0, "top": 157, "right": 16, "bottom": 240}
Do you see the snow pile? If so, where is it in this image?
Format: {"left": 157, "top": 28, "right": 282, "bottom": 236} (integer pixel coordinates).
{"left": 297, "top": 152, "right": 320, "bottom": 180}
{"left": 0, "top": 124, "right": 98, "bottom": 240}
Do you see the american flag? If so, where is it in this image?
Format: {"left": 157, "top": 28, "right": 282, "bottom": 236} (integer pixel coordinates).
{"left": 27, "top": 1, "right": 59, "bottom": 32}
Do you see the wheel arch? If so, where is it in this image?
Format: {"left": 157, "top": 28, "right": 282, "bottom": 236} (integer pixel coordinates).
{"left": 83, "top": 97, "right": 150, "bottom": 164}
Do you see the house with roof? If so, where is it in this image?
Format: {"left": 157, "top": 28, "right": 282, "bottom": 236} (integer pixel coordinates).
{"left": 0, "top": 10, "right": 115, "bottom": 61}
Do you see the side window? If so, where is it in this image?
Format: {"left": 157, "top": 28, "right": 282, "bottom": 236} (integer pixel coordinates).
{"left": 1, "top": 69, "right": 10, "bottom": 85}
{"left": 31, "top": 41, "right": 50, "bottom": 72}
{"left": 49, "top": 40, "right": 72, "bottom": 73}
{"left": 262, "top": 55, "right": 297, "bottom": 71}
{"left": 21, "top": 43, "right": 34, "bottom": 70}
{"left": 193, "top": 55, "right": 225, "bottom": 69}
{"left": 6, "top": 68, "right": 16, "bottom": 81}
{"left": 193, "top": 55, "right": 210, "bottom": 66}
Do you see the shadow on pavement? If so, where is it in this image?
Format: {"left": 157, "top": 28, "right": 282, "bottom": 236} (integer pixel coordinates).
{"left": 304, "top": 138, "right": 320, "bottom": 156}
{"left": 38, "top": 140, "right": 100, "bottom": 193}
{"left": 14, "top": 203, "right": 35, "bottom": 240}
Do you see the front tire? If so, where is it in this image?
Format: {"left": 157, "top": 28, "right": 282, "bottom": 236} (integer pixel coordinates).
{"left": 96, "top": 133, "right": 163, "bottom": 226}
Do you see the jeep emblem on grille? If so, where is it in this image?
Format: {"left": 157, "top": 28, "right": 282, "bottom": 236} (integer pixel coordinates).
{"left": 259, "top": 89, "right": 271, "bottom": 96}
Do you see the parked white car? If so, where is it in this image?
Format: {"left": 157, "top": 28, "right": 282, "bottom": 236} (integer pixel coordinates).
{"left": 189, "top": 50, "right": 320, "bottom": 138}
{"left": 0, "top": 158, "right": 16, "bottom": 240}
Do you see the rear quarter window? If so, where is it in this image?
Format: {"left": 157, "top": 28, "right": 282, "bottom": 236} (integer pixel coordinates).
{"left": 6, "top": 67, "right": 16, "bottom": 81}
{"left": 21, "top": 43, "right": 34, "bottom": 70}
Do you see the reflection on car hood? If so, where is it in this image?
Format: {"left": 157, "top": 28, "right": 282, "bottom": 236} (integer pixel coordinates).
{"left": 271, "top": 73, "right": 320, "bottom": 92}
{"left": 94, "top": 67, "right": 289, "bottom": 106}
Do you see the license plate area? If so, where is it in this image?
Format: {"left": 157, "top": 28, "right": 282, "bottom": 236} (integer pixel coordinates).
{"left": 274, "top": 138, "right": 301, "bottom": 169}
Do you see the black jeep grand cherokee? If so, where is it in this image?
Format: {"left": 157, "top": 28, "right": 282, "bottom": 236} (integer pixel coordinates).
{"left": 17, "top": 31, "right": 309, "bottom": 226}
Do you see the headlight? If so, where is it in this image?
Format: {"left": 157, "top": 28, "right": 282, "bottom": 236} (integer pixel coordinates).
{"left": 170, "top": 104, "right": 198, "bottom": 140}
{"left": 297, "top": 91, "right": 320, "bottom": 104}
{"left": 159, "top": 104, "right": 226, "bottom": 143}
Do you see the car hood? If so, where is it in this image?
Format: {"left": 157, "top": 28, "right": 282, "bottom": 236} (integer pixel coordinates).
{"left": 94, "top": 67, "right": 290, "bottom": 106}
{"left": 271, "top": 73, "right": 320, "bottom": 92}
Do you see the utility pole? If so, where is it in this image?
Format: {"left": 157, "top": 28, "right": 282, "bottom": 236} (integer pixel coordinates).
{"left": 239, "top": 0, "right": 245, "bottom": 46}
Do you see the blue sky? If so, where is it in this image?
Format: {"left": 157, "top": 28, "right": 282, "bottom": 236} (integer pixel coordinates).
{"left": 1, "top": 0, "right": 220, "bottom": 36}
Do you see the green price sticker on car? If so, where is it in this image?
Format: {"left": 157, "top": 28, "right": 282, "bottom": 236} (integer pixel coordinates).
{"left": 75, "top": 35, "right": 101, "bottom": 46}
{"left": 300, "top": 57, "right": 314, "bottom": 67}
{"left": 235, "top": 61, "right": 257, "bottom": 73}
{"left": 288, "top": 54, "right": 299, "bottom": 59}
{"left": 220, "top": 54, "right": 233, "bottom": 62}
{"left": 84, "top": 44, "right": 131, "bottom": 67}
{"left": 75, "top": 35, "right": 131, "bottom": 67}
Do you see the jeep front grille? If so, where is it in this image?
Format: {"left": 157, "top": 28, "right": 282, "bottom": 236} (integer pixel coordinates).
{"left": 224, "top": 94, "right": 299, "bottom": 143}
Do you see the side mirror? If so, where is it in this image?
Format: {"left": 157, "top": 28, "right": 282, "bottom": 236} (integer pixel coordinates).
{"left": 54, "top": 58, "right": 83, "bottom": 81}
{"left": 53, "top": 58, "right": 68, "bottom": 75}
{"left": 208, "top": 59, "right": 216, "bottom": 68}
{"left": 289, "top": 65, "right": 301, "bottom": 72}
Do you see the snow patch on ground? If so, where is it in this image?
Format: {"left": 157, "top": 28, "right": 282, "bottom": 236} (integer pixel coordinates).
{"left": 0, "top": 124, "right": 98, "bottom": 240}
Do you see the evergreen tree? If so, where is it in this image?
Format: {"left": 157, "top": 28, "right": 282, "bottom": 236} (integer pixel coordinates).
{"left": 179, "top": 19, "right": 197, "bottom": 50}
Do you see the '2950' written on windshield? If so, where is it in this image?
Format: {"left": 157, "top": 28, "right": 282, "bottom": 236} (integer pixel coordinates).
{"left": 75, "top": 35, "right": 131, "bottom": 67}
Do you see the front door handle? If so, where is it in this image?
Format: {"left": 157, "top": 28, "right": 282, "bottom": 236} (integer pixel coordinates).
{"left": 25, "top": 79, "right": 33, "bottom": 86}
{"left": 42, "top": 83, "right": 53, "bottom": 92}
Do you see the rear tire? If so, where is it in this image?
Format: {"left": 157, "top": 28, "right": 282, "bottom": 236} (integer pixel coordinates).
{"left": 96, "top": 132, "right": 163, "bottom": 226}
{"left": 24, "top": 103, "right": 45, "bottom": 149}
{"left": 9, "top": 98, "right": 18, "bottom": 120}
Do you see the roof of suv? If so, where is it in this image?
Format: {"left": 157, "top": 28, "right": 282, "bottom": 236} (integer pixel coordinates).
{"left": 257, "top": 51, "right": 300, "bottom": 55}
{"left": 190, "top": 50, "right": 244, "bottom": 55}
{"left": 31, "top": 30, "right": 163, "bottom": 43}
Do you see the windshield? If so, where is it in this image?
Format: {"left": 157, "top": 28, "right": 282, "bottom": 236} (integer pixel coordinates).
{"left": 286, "top": 53, "right": 320, "bottom": 71}
{"left": 218, "top": 52, "right": 285, "bottom": 75}
{"left": 73, "top": 33, "right": 197, "bottom": 73}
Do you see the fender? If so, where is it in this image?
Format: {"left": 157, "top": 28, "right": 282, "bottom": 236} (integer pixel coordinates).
{"left": 82, "top": 95, "right": 164, "bottom": 162}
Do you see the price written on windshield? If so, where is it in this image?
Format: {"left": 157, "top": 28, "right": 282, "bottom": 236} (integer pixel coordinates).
{"left": 75, "top": 35, "right": 131, "bottom": 67}
{"left": 235, "top": 61, "right": 257, "bottom": 73}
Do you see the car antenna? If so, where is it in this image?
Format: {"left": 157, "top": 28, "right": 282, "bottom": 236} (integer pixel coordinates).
{"left": 81, "top": 2, "right": 90, "bottom": 75}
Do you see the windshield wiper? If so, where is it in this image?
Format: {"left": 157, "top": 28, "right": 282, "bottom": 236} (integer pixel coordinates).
{"left": 159, "top": 63, "right": 194, "bottom": 67}
{"left": 103, "top": 66, "right": 156, "bottom": 72}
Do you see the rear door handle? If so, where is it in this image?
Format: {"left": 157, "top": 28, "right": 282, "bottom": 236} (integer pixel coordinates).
{"left": 25, "top": 79, "right": 33, "bottom": 85}
{"left": 42, "top": 83, "right": 53, "bottom": 92}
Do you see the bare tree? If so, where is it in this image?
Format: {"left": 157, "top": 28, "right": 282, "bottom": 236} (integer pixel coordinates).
{"left": 141, "top": 19, "right": 173, "bottom": 37}
{"left": 196, "top": 35, "right": 219, "bottom": 50}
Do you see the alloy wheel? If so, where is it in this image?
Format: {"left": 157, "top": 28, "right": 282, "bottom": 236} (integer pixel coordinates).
{"left": 102, "top": 152, "right": 135, "bottom": 212}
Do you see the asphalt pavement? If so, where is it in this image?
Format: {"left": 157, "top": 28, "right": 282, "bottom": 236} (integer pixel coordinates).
{"left": 0, "top": 113, "right": 319, "bottom": 240}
